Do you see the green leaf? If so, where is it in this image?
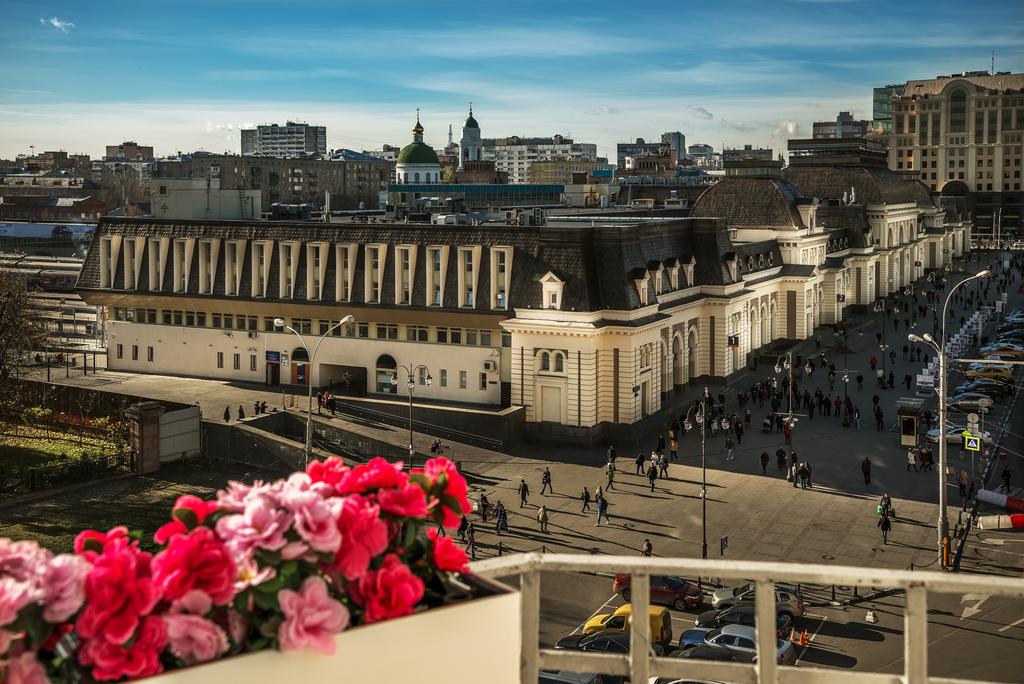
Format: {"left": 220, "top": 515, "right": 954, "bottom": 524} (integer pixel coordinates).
{"left": 280, "top": 560, "right": 298, "bottom": 578}
{"left": 408, "top": 473, "right": 431, "bottom": 490}
{"left": 255, "top": 574, "right": 287, "bottom": 594}
{"left": 253, "top": 590, "right": 280, "bottom": 611}
{"left": 233, "top": 590, "right": 249, "bottom": 612}
{"left": 256, "top": 549, "right": 282, "bottom": 566}
{"left": 249, "top": 637, "right": 271, "bottom": 652}
{"left": 172, "top": 507, "right": 199, "bottom": 529}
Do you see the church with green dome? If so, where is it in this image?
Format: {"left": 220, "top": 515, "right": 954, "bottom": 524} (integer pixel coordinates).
{"left": 395, "top": 112, "right": 441, "bottom": 184}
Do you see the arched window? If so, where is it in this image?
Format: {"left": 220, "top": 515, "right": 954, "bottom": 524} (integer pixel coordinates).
{"left": 375, "top": 354, "right": 398, "bottom": 394}
{"left": 950, "top": 89, "right": 966, "bottom": 133}
{"left": 403, "top": 172, "right": 409, "bottom": 183}
{"left": 414, "top": 172, "right": 420, "bottom": 183}
{"left": 540, "top": 352, "right": 550, "bottom": 371}
{"left": 554, "top": 353, "right": 564, "bottom": 373}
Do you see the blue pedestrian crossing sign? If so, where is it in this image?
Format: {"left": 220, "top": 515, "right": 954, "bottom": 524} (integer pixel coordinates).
{"left": 964, "top": 435, "right": 981, "bottom": 452}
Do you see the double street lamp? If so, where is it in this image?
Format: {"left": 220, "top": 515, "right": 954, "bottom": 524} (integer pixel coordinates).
{"left": 274, "top": 314, "right": 355, "bottom": 466}
{"left": 683, "top": 402, "right": 730, "bottom": 580}
{"left": 392, "top": 364, "right": 432, "bottom": 470}
{"left": 774, "top": 353, "right": 812, "bottom": 426}
{"left": 908, "top": 268, "right": 990, "bottom": 568}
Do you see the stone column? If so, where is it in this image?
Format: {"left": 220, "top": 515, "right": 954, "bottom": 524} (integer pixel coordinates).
{"left": 126, "top": 401, "right": 165, "bottom": 475}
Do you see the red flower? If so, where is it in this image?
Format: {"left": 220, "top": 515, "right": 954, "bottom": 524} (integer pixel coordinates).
{"left": 154, "top": 495, "right": 219, "bottom": 545}
{"left": 76, "top": 535, "right": 160, "bottom": 646}
{"left": 74, "top": 526, "right": 128, "bottom": 559}
{"left": 420, "top": 457, "right": 471, "bottom": 528}
{"left": 306, "top": 456, "right": 350, "bottom": 494}
{"left": 428, "top": 529, "right": 469, "bottom": 573}
{"left": 152, "top": 526, "right": 237, "bottom": 606}
{"left": 332, "top": 495, "right": 389, "bottom": 581}
{"left": 376, "top": 483, "right": 429, "bottom": 518}
{"left": 354, "top": 554, "right": 424, "bottom": 623}
{"left": 337, "top": 457, "right": 406, "bottom": 495}
{"left": 79, "top": 614, "right": 167, "bottom": 681}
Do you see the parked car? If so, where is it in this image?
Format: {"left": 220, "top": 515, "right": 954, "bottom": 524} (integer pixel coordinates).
{"left": 926, "top": 424, "right": 992, "bottom": 444}
{"left": 955, "top": 379, "right": 1012, "bottom": 397}
{"left": 582, "top": 604, "right": 673, "bottom": 646}
{"left": 980, "top": 353, "right": 1017, "bottom": 363}
{"left": 614, "top": 575, "right": 704, "bottom": 610}
{"left": 555, "top": 631, "right": 634, "bottom": 654}
{"left": 709, "top": 582, "right": 804, "bottom": 620}
{"left": 977, "top": 345, "right": 1024, "bottom": 358}
{"left": 678, "top": 625, "right": 798, "bottom": 665}
{"left": 694, "top": 604, "right": 792, "bottom": 637}
{"left": 670, "top": 645, "right": 746, "bottom": 662}
{"left": 947, "top": 392, "right": 995, "bottom": 411}
{"left": 965, "top": 364, "right": 1013, "bottom": 380}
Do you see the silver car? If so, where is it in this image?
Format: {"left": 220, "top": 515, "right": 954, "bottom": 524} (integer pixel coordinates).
{"left": 710, "top": 583, "right": 805, "bottom": 620}
{"left": 686, "top": 624, "right": 797, "bottom": 665}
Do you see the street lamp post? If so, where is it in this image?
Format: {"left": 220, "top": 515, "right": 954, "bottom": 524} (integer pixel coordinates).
{"left": 274, "top": 314, "right": 355, "bottom": 466}
{"left": 392, "top": 363, "right": 432, "bottom": 470}
{"left": 774, "top": 353, "right": 812, "bottom": 426}
{"left": 683, "top": 402, "right": 725, "bottom": 578}
{"left": 908, "top": 268, "right": 990, "bottom": 568}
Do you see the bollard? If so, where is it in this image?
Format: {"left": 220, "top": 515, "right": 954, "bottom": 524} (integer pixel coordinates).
{"left": 831, "top": 585, "right": 836, "bottom": 602}
{"left": 542, "top": 545, "right": 547, "bottom": 554}
{"left": 853, "top": 586, "right": 859, "bottom": 599}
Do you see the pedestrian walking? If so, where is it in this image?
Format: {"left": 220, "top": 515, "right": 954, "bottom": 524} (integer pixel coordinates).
{"left": 875, "top": 406, "right": 884, "bottom": 431}
{"left": 540, "top": 467, "right": 552, "bottom": 495}
{"left": 237, "top": 405, "right": 245, "bottom": 420}
{"left": 789, "top": 462, "right": 799, "bottom": 488}
{"left": 457, "top": 515, "right": 469, "bottom": 541}
{"left": 517, "top": 478, "right": 530, "bottom": 507}
{"left": 906, "top": 447, "right": 918, "bottom": 472}
{"left": 776, "top": 448, "right": 786, "bottom": 472}
{"left": 957, "top": 471, "right": 968, "bottom": 502}
{"left": 581, "top": 486, "right": 592, "bottom": 512}
{"left": 605, "top": 464, "right": 616, "bottom": 490}
{"left": 479, "top": 492, "right": 490, "bottom": 522}
{"left": 494, "top": 502, "right": 508, "bottom": 535}
{"left": 805, "top": 461, "right": 813, "bottom": 488}
{"left": 223, "top": 406, "right": 231, "bottom": 422}
{"left": 466, "top": 523, "right": 476, "bottom": 559}
{"left": 640, "top": 538, "right": 653, "bottom": 557}
{"left": 798, "top": 462, "right": 809, "bottom": 489}
{"left": 725, "top": 435, "right": 735, "bottom": 461}
{"left": 861, "top": 457, "right": 872, "bottom": 484}
{"left": 1001, "top": 466, "right": 1012, "bottom": 493}
{"left": 253, "top": 401, "right": 261, "bottom": 416}
{"left": 760, "top": 451, "right": 769, "bottom": 475}
{"left": 856, "top": 373, "right": 864, "bottom": 390}
{"left": 854, "top": 407, "right": 861, "bottom": 430}
{"left": 635, "top": 450, "right": 646, "bottom": 475}
{"left": 658, "top": 453, "right": 669, "bottom": 479}
{"left": 317, "top": 392, "right": 323, "bottom": 414}
{"left": 607, "top": 444, "right": 617, "bottom": 465}
{"left": 670, "top": 439, "right": 679, "bottom": 462}
{"left": 878, "top": 514, "right": 892, "bottom": 544}
{"left": 538, "top": 505, "right": 549, "bottom": 533}
{"left": 646, "top": 463, "right": 658, "bottom": 491}
{"left": 596, "top": 496, "right": 610, "bottom": 525}
{"left": 657, "top": 433, "right": 666, "bottom": 454}
{"left": 783, "top": 421, "right": 792, "bottom": 445}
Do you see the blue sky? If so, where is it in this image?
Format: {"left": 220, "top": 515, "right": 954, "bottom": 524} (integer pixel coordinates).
{"left": 1, "top": 0, "right": 1022, "bottom": 160}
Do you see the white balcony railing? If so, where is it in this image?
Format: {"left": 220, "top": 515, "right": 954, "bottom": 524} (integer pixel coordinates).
{"left": 472, "top": 553, "right": 1024, "bottom": 684}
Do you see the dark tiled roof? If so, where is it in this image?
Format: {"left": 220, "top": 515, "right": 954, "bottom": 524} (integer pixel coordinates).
{"left": 689, "top": 177, "right": 807, "bottom": 229}
{"left": 782, "top": 166, "right": 934, "bottom": 208}
{"left": 779, "top": 264, "right": 817, "bottom": 277}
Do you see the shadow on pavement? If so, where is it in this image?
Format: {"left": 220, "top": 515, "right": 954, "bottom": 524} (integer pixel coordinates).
{"left": 797, "top": 644, "right": 859, "bottom": 669}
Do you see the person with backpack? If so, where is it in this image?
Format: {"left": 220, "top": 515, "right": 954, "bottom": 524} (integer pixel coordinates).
{"left": 540, "top": 467, "right": 553, "bottom": 495}
{"left": 878, "top": 513, "right": 892, "bottom": 544}
{"left": 494, "top": 502, "right": 508, "bottom": 535}
{"left": 646, "top": 463, "right": 658, "bottom": 491}
{"left": 596, "top": 495, "right": 610, "bottom": 526}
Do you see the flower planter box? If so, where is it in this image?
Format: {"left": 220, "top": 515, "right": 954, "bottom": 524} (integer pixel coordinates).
{"left": 145, "top": 575, "right": 520, "bottom": 684}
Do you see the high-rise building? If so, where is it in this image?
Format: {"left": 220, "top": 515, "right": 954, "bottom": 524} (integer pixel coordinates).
{"left": 888, "top": 71, "right": 1024, "bottom": 230}
{"left": 482, "top": 135, "right": 597, "bottom": 184}
{"left": 660, "top": 132, "right": 686, "bottom": 162}
{"left": 240, "top": 121, "right": 327, "bottom": 158}
{"left": 813, "top": 112, "right": 872, "bottom": 139}
{"left": 873, "top": 83, "right": 906, "bottom": 134}
{"left": 616, "top": 138, "right": 663, "bottom": 168}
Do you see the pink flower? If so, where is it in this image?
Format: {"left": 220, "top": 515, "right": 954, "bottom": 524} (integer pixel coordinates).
{"left": 421, "top": 457, "right": 471, "bottom": 528}
{"left": 40, "top": 553, "right": 89, "bottom": 622}
{"left": 78, "top": 614, "right": 167, "bottom": 681}
{"left": 226, "top": 609, "right": 248, "bottom": 646}
{"left": 164, "top": 613, "right": 230, "bottom": 665}
{"left": 306, "top": 457, "right": 350, "bottom": 494}
{"left": 155, "top": 495, "right": 219, "bottom": 545}
{"left": 428, "top": 529, "right": 469, "bottom": 573}
{"left": 153, "top": 527, "right": 236, "bottom": 606}
{"left": 215, "top": 492, "right": 292, "bottom": 560}
{"left": 216, "top": 481, "right": 254, "bottom": 513}
{"left": 0, "top": 539, "right": 50, "bottom": 584}
{"left": 332, "top": 495, "right": 389, "bottom": 581}
{"left": 4, "top": 651, "right": 49, "bottom": 684}
{"left": 280, "top": 488, "right": 342, "bottom": 554}
{"left": 74, "top": 526, "right": 128, "bottom": 559}
{"left": 278, "top": 576, "right": 349, "bottom": 655}
{"left": 0, "top": 577, "right": 31, "bottom": 628}
{"left": 354, "top": 554, "right": 424, "bottom": 624}
{"left": 170, "top": 588, "right": 212, "bottom": 616}
{"left": 76, "top": 536, "right": 160, "bottom": 646}
{"left": 377, "top": 483, "right": 429, "bottom": 518}
{"left": 337, "top": 457, "right": 407, "bottom": 495}
{"left": 234, "top": 559, "right": 276, "bottom": 593}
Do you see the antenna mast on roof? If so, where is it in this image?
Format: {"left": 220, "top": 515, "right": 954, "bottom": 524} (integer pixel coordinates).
{"left": 991, "top": 49, "right": 995, "bottom": 75}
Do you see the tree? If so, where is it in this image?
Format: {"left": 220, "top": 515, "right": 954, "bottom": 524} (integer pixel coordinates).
{"left": 440, "top": 165, "right": 455, "bottom": 184}
{"left": 0, "top": 270, "right": 45, "bottom": 388}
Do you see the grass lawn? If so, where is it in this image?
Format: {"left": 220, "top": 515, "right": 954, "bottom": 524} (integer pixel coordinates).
{"left": 0, "top": 423, "right": 121, "bottom": 468}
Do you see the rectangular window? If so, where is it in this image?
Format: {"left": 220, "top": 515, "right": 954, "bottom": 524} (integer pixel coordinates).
{"left": 163, "top": 310, "right": 172, "bottom": 325}
{"left": 357, "top": 322, "right": 369, "bottom": 338}
{"left": 254, "top": 243, "right": 267, "bottom": 297}
{"left": 466, "top": 329, "right": 477, "bottom": 346}
{"left": 291, "top": 319, "right": 312, "bottom": 335}
{"left": 367, "top": 246, "right": 381, "bottom": 303}
{"left": 147, "top": 346, "right": 154, "bottom": 362}
{"left": 479, "top": 372, "right": 487, "bottom": 390}
{"left": 436, "top": 327, "right": 448, "bottom": 344}
{"left": 148, "top": 238, "right": 162, "bottom": 290}
{"left": 212, "top": 313, "right": 222, "bottom": 328}
{"left": 223, "top": 314, "right": 233, "bottom": 329}
{"left": 406, "top": 325, "right": 428, "bottom": 342}
{"left": 124, "top": 243, "right": 136, "bottom": 290}
{"left": 173, "top": 240, "right": 187, "bottom": 292}
{"left": 116, "top": 344, "right": 123, "bottom": 359}
{"left": 250, "top": 354, "right": 257, "bottom": 371}
{"left": 199, "top": 241, "right": 213, "bottom": 294}
{"left": 338, "top": 246, "right": 351, "bottom": 302}
{"left": 440, "top": 369, "right": 448, "bottom": 387}
{"left": 310, "top": 245, "right": 322, "bottom": 300}
{"left": 319, "top": 320, "right": 330, "bottom": 335}
{"left": 417, "top": 367, "right": 429, "bottom": 385}
{"left": 397, "top": 247, "right": 412, "bottom": 305}
{"left": 493, "top": 249, "right": 508, "bottom": 309}
{"left": 264, "top": 316, "right": 275, "bottom": 332}
{"left": 459, "top": 248, "right": 474, "bottom": 307}
{"left": 480, "top": 330, "right": 493, "bottom": 346}
{"left": 128, "top": 345, "right": 136, "bottom": 361}
{"left": 450, "top": 328, "right": 462, "bottom": 344}
{"left": 173, "top": 311, "right": 183, "bottom": 326}
{"left": 225, "top": 242, "right": 237, "bottom": 295}
{"left": 216, "top": 352, "right": 224, "bottom": 368}
{"left": 185, "top": 311, "right": 195, "bottom": 327}
{"left": 233, "top": 353, "right": 240, "bottom": 370}
{"left": 988, "top": 110, "right": 997, "bottom": 143}
{"left": 459, "top": 371, "right": 467, "bottom": 389}
{"left": 283, "top": 243, "right": 294, "bottom": 298}
{"left": 428, "top": 247, "right": 443, "bottom": 306}
{"left": 376, "top": 324, "right": 398, "bottom": 340}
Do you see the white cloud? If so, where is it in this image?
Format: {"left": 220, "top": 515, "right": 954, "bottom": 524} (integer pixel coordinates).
{"left": 582, "top": 105, "right": 621, "bottom": 116}
{"left": 40, "top": 16, "right": 75, "bottom": 33}
{"left": 720, "top": 119, "right": 759, "bottom": 133}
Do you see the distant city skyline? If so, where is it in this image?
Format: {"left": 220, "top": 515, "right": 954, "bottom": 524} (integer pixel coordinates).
{"left": 2, "top": 0, "right": 1022, "bottom": 160}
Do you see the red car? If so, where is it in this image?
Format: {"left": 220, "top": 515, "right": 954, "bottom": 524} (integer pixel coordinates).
{"left": 613, "top": 575, "right": 704, "bottom": 611}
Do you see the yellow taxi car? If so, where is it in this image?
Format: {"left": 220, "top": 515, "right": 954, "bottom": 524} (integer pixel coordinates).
{"left": 979, "top": 347, "right": 1024, "bottom": 359}
{"left": 965, "top": 364, "right": 1013, "bottom": 380}
{"left": 581, "top": 604, "right": 673, "bottom": 646}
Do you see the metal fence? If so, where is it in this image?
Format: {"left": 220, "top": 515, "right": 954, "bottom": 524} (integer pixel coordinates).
{"left": 0, "top": 450, "right": 133, "bottom": 498}
{"left": 471, "top": 552, "right": 1024, "bottom": 684}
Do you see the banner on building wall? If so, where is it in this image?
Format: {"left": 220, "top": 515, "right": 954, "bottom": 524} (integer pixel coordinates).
{"left": 265, "top": 351, "right": 281, "bottom": 365}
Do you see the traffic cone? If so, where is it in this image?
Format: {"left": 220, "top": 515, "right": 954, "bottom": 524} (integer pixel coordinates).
{"left": 789, "top": 627, "right": 799, "bottom": 642}
{"left": 799, "top": 629, "right": 809, "bottom": 646}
